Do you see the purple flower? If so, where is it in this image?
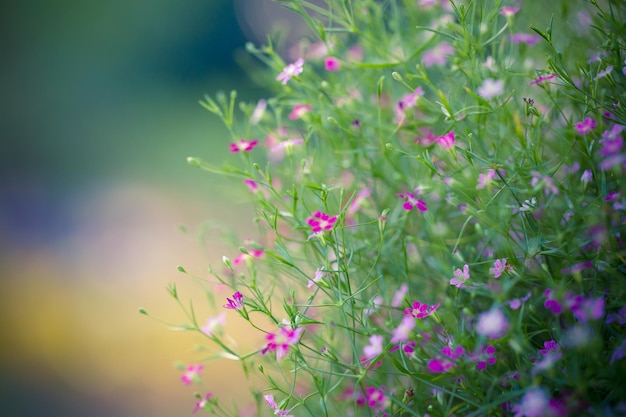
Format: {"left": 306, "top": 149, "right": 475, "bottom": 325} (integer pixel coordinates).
{"left": 397, "top": 191, "right": 428, "bottom": 212}
{"left": 574, "top": 117, "right": 596, "bottom": 135}
{"left": 509, "top": 33, "right": 541, "bottom": 45}
{"left": 423, "top": 43, "right": 454, "bottom": 67}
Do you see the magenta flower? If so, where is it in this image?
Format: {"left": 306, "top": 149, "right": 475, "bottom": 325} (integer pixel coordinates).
{"left": 450, "top": 264, "right": 470, "bottom": 288}
{"left": 441, "top": 345, "right": 465, "bottom": 360}
{"left": 233, "top": 247, "right": 264, "bottom": 266}
{"left": 539, "top": 340, "right": 560, "bottom": 355}
{"left": 264, "top": 394, "right": 294, "bottom": 417}
{"left": 364, "top": 386, "right": 388, "bottom": 411}
{"left": 436, "top": 131, "right": 455, "bottom": 149}
{"left": 509, "top": 33, "right": 541, "bottom": 46}
{"left": 390, "top": 315, "right": 416, "bottom": 344}
{"left": 569, "top": 294, "right": 605, "bottom": 322}
{"left": 243, "top": 179, "right": 259, "bottom": 193}
{"left": 324, "top": 56, "right": 340, "bottom": 71}
{"left": 223, "top": 291, "right": 244, "bottom": 310}
{"left": 423, "top": 43, "right": 454, "bottom": 67}
{"left": 404, "top": 301, "right": 441, "bottom": 319}
{"left": 200, "top": 312, "right": 226, "bottom": 337}
{"left": 262, "top": 325, "right": 303, "bottom": 361}
{"left": 192, "top": 393, "right": 212, "bottom": 414}
{"left": 544, "top": 291, "right": 563, "bottom": 315}
{"left": 288, "top": 104, "right": 312, "bottom": 120}
{"left": 475, "top": 308, "right": 509, "bottom": 339}
{"left": 574, "top": 117, "right": 597, "bottom": 135}
{"left": 397, "top": 191, "right": 428, "bottom": 212}
{"left": 229, "top": 138, "right": 259, "bottom": 153}
{"left": 427, "top": 357, "right": 454, "bottom": 373}
{"left": 395, "top": 87, "right": 424, "bottom": 123}
{"left": 477, "top": 78, "right": 504, "bottom": 99}
{"left": 489, "top": 258, "right": 507, "bottom": 278}
{"left": 181, "top": 364, "right": 204, "bottom": 385}
{"left": 529, "top": 73, "right": 556, "bottom": 85}
{"left": 276, "top": 58, "right": 304, "bottom": 85}
{"left": 470, "top": 345, "right": 497, "bottom": 370}
{"left": 306, "top": 210, "right": 338, "bottom": 233}
{"left": 500, "top": 6, "right": 520, "bottom": 16}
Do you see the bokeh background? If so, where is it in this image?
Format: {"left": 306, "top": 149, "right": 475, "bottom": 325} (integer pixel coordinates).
{"left": 0, "top": 1, "right": 305, "bottom": 416}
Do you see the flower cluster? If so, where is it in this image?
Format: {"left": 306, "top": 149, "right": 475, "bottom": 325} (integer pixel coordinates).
{"left": 165, "top": 1, "right": 626, "bottom": 416}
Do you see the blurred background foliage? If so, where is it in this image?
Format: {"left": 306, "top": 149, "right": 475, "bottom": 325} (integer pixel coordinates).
{"left": 0, "top": 0, "right": 304, "bottom": 416}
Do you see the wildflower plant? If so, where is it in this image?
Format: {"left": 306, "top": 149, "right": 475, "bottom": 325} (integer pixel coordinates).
{"left": 145, "top": 0, "right": 626, "bottom": 416}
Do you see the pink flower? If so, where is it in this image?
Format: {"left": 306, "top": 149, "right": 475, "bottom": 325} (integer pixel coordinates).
{"left": 391, "top": 283, "right": 409, "bottom": 307}
{"left": 324, "top": 56, "right": 340, "bottom": 71}
{"left": 363, "top": 334, "right": 384, "bottom": 359}
{"left": 262, "top": 325, "right": 303, "bottom": 360}
{"left": 390, "top": 315, "right": 416, "bottom": 344}
{"left": 404, "top": 301, "right": 441, "bottom": 318}
{"left": 475, "top": 308, "right": 509, "bottom": 339}
{"left": 530, "top": 171, "right": 559, "bottom": 195}
{"left": 223, "top": 291, "right": 244, "bottom": 310}
{"left": 346, "top": 188, "right": 371, "bottom": 223}
{"left": 507, "top": 292, "right": 531, "bottom": 310}
{"left": 477, "top": 78, "right": 504, "bottom": 99}
{"left": 243, "top": 179, "right": 259, "bottom": 193}
{"left": 192, "top": 393, "right": 212, "bottom": 414}
{"left": 500, "top": 6, "right": 520, "bottom": 16}
{"left": 264, "top": 394, "right": 294, "bottom": 417}
{"left": 436, "top": 131, "right": 455, "bottom": 149}
{"left": 200, "top": 313, "right": 226, "bottom": 337}
{"left": 529, "top": 73, "right": 556, "bottom": 85}
{"left": 599, "top": 124, "right": 624, "bottom": 156}
{"left": 509, "top": 33, "right": 541, "bottom": 46}
{"left": 423, "top": 43, "right": 454, "bottom": 67}
{"left": 277, "top": 58, "right": 304, "bottom": 85}
{"left": 364, "top": 386, "right": 388, "bottom": 411}
{"left": 230, "top": 138, "right": 259, "bottom": 153}
{"left": 450, "top": 264, "right": 470, "bottom": 288}
{"left": 476, "top": 169, "right": 501, "bottom": 189}
{"left": 233, "top": 247, "right": 264, "bottom": 266}
{"left": 574, "top": 117, "right": 596, "bottom": 135}
{"left": 250, "top": 99, "right": 267, "bottom": 125}
{"left": 271, "top": 137, "right": 304, "bottom": 155}
{"left": 181, "top": 364, "right": 203, "bottom": 385}
{"left": 288, "top": 104, "right": 312, "bottom": 120}
{"left": 489, "top": 258, "right": 507, "bottom": 278}
{"left": 307, "top": 268, "right": 325, "bottom": 288}
{"left": 397, "top": 191, "right": 428, "bottom": 212}
{"left": 306, "top": 211, "right": 338, "bottom": 233}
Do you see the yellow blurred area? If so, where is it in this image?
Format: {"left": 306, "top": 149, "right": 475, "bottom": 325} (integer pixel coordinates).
{"left": 0, "top": 183, "right": 267, "bottom": 415}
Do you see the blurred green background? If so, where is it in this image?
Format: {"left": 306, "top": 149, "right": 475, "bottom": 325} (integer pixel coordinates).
{"left": 0, "top": 1, "right": 299, "bottom": 415}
